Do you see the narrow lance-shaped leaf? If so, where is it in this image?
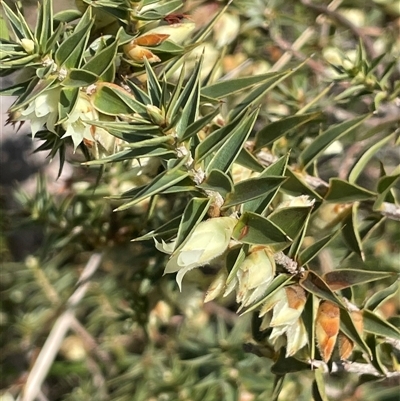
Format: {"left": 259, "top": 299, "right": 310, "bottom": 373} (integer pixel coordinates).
{"left": 134, "top": 215, "right": 182, "bottom": 242}
{"left": 82, "top": 38, "right": 119, "bottom": 78}
{"left": 325, "top": 178, "right": 376, "bottom": 203}
{"left": 323, "top": 269, "right": 396, "bottom": 290}
{"left": 298, "top": 230, "right": 341, "bottom": 267}
{"left": 195, "top": 110, "right": 246, "bottom": 163}
{"left": 206, "top": 109, "right": 259, "bottom": 174}
{"left": 201, "top": 71, "right": 287, "bottom": 99}
{"left": 364, "top": 281, "right": 399, "bottom": 311}
{"left": 174, "top": 198, "right": 211, "bottom": 251}
{"left": 1, "top": 1, "right": 34, "bottom": 42}
{"left": 180, "top": 107, "right": 220, "bottom": 142}
{"left": 35, "top": 0, "right": 53, "bottom": 52}
{"left": 299, "top": 271, "right": 345, "bottom": 308}
{"left": 268, "top": 206, "right": 313, "bottom": 241}
{"left": 198, "top": 169, "right": 233, "bottom": 198}
{"left": 363, "top": 309, "right": 400, "bottom": 340}
{"left": 235, "top": 148, "right": 265, "bottom": 173}
{"left": 312, "top": 368, "right": 330, "bottom": 401}
{"left": 62, "top": 68, "right": 98, "bottom": 87}
{"left": 299, "top": 115, "right": 370, "bottom": 169}
{"left": 232, "top": 212, "right": 289, "bottom": 249}
{"left": 374, "top": 172, "right": 400, "bottom": 211}
{"left": 143, "top": 57, "right": 162, "bottom": 106}
{"left": 341, "top": 203, "right": 364, "bottom": 260}
{"left": 223, "top": 176, "right": 287, "bottom": 209}
{"left": 55, "top": 19, "right": 94, "bottom": 69}
{"left": 243, "top": 154, "right": 289, "bottom": 214}
{"left": 348, "top": 133, "right": 395, "bottom": 184}
{"left": 254, "top": 112, "right": 322, "bottom": 151}
{"left": 339, "top": 308, "right": 372, "bottom": 359}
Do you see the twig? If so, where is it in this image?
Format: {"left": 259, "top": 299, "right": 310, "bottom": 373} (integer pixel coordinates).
{"left": 300, "top": 0, "right": 376, "bottom": 59}
{"left": 19, "top": 253, "right": 103, "bottom": 401}
{"left": 274, "top": 252, "right": 302, "bottom": 274}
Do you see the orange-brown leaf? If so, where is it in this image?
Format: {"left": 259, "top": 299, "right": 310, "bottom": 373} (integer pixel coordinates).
{"left": 315, "top": 301, "right": 340, "bottom": 362}
{"left": 133, "top": 34, "right": 170, "bottom": 46}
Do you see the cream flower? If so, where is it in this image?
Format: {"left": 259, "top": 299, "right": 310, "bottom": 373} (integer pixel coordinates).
{"left": 20, "top": 87, "right": 60, "bottom": 137}
{"left": 62, "top": 93, "right": 99, "bottom": 150}
{"left": 163, "top": 217, "right": 237, "bottom": 290}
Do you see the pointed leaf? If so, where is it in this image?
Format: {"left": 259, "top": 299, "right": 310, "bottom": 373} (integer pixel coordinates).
{"left": 364, "top": 281, "right": 399, "bottom": 311}
{"left": 282, "top": 169, "right": 323, "bottom": 200}
{"left": 180, "top": 107, "right": 220, "bottom": 142}
{"left": 62, "top": 68, "right": 98, "bottom": 87}
{"left": 206, "top": 109, "right": 258, "bottom": 174}
{"left": 312, "top": 368, "right": 330, "bottom": 401}
{"left": 299, "top": 271, "right": 345, "bottom": 308}
{"left": 92, "top": 83, "right": 147, "bottom": 115}
{"left": 299, "top": 115, "right": 370, "bottom": 169}
{"left": 82, "top": 38, "right": 119, "bottom": 78}
{"left": 55, "top": 20, "right": 93, "bottom": 68}
{"left": 174, "top": 198, "right": 211, "bottom": 251}
{"left": 323, "top": 269, "right": 396, "bottom": 291}
{"left": 235, "top": 148, "right": 265, "bottom": 173}
{"left": 254, "top": 112, "right": 322, "bottom": 150}
{"left": 268, "top": 205, "right": 313, "bottom": 241}
{"left": 298, "top": 230, "right": 340, "bottom": 266}
{"left": 223, "top": 176, "right": 286, "bottom": 209}
{"left": 341, "top": 203, "right": 364, "bottom": 259}
{"left": 58, "top": 86, "right": 79, "bottom": 122}
{"left": 374, "top": 173, "right": 400, "bottom": 211}
{"left": 340, "top": 308, "right": 372, "bottom": 359}
{"left": 232, "top": 212, "right": 289, "bottom": 248}
{"left": 198, "top": 169, "right": 233, "bottom": 197}
{"left": 363, "top": 309, "right": 400, "bottom": 340}
{"left": 348, "top": 133, "right": 395, "bottom": 184}
{"left": 35, "top": 0, "right": 53, "bottom": 51}
{"left": 195, "top": 111, "right": 245, "bottom": 163}
{"left": 201, "top": 71, "right": 286, "bottom": 99}
{"left": 325, "top": 178, "right": 376, "bottom": 203}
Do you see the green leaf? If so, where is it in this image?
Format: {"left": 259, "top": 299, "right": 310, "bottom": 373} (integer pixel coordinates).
{"left": 35, "top": 0, "right": 53, "bottom": 52}
{"left": 299, "top": 271, "right": 345, "bottom": 308}
{"left": 254, "top": 112, "right": 322, "bottom": 151}
{"left": 139, "top": 0, "right": 182, "bottom": 19}
{"left": 365, "top": 334, "right": 387, "bottom": 376}
{"left": 268, "top": 205, "right": 313, "bottom": 241}
{"left": 243, "top": 154, "right": 289, "bottom": 214}
{"left": 282, "top": 169, "right": 323, "bottom": 200}
{"left": 299, "top": 115, "right": 370, "bottom": 169}
{"left": 180, "top": 107, "right": 220, "bottom": 142}
{"left": 175, "top": 68, "right": 201, "bottom": 140}
{"left": 312, "top": 368, "right": 330, "bottom": 401}
{"left": 206, "top": 109, "right": 258, "bottom": 174}
{"left": 223, "top": 176, "right": 286, "bottom": 209}
{"left": 228, "top": 72, "right": 288, "bottom": 120}
{"left": 0, "top": 10, "right": 10, "bottom": 40}
{"left": 201, "top": 71, "right": 286, "bottom": 99}
{"left": 288, "top": 212, "right": 311, "bottom": 259}
{"left": 323, "top": 269, "right": 396, "bottom": 290}
{"left": 363, "top": 309, "right": 400, "bottom": 340}
{"left": 325, "top": 178, "right": 376, "bottom": 203}
{"left": 298, "top": 230, "right": 340, "bottom": 266}
{"left": 115, "top": 159, "right": 190, "bottom": 211}
{"left": 55, "top": 20, "right": 94, "bottom": 69}
{"left": 143, "top": 58, "right": 162, "bottom": 107}
{"left": 348, "top": 133, "right": 395, "bottom": 184}
{"left": 134, "top": 215, "right": 182, "bottom": 242}
{"left": 54, "top": 9, "right": 82, "bottom": 24}
{"left": 174, "top": 198, "right": 211, "bottom": 251}
{"left": 232, "top": 212, "right": 289, "bottom": 248}
{"left": 82, "top": 38, "right": 119, "bottom": 79}
{"left": 62, "top": 68, "right": 98, "bottom": 87}
{"left": 339, "top": 308, "right": 372, "bottom": 359}
{"left": 302, "top": 294, "right": 317, "bottom": 361}
{"left": 235, "top": 148, "right": 265, "bottom": 173}
{"left": 374, "top": 173, "right": 400, "bottom": 211}
{"left": 364, "top": 281, "right": 399, "bottom": 311}
{"left": 195, "top": 111, "right": 245, "bottom": 163}
{"left": 1, "top": 1, "right": 34, "bottom": 42}
{"left": 341, "top": 203, "right": 364, "bottom": 259}
{"left": 198, "top": 170, "right": 233, "bottom": 198}
{"left": 92, "top": 83, "right": 147, "bottom": 115}
{"left": 58, "top": 86, "right": 79, "bottom": 123}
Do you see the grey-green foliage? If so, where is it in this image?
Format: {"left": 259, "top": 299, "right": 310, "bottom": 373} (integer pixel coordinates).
{"left": 1, "top": 0, "right": 399, "bottom": 400}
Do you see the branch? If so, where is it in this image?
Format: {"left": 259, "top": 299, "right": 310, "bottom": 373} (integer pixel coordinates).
{"left": 300, "top": 0, "right": 377, "bottom": 59}
{"left": 19, "top": 253, "right": 103, "bottom": 401}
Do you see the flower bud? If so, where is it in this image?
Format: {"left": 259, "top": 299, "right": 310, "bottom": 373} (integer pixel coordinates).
{"left": 204, "top": 268, "right": 228, "bottom": 303}
{"left": 146, "top": 104, "right": 167, "bottom": 126}
{"left": 145, "top": 22, "right": 196, "bottom": 44}
{"left": 20, "top": 38, "right": 35, "bottom": 54}
{"left": 123, "top": 43, "right": 161, "bottom": 63}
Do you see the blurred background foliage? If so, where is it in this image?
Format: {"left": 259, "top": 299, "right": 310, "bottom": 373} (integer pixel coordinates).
{"left": 0, "top": 0, "right": 399, "bottom": 400}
